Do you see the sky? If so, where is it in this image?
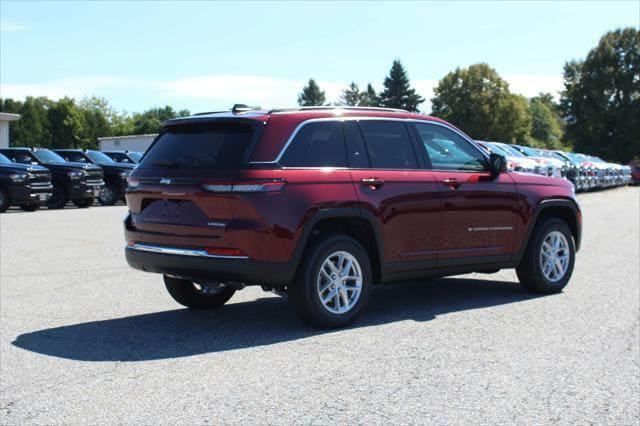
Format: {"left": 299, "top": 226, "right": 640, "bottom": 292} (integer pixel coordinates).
{"left": 1, "top": 1, "right": 638, "bottom": 114}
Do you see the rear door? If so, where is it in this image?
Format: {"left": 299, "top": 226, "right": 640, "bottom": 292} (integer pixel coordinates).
{"left": 347, "top": 119, "right": 441, "bottom": 264}
{"left": 411, "top": 122, "right": 519, "bottom": 263}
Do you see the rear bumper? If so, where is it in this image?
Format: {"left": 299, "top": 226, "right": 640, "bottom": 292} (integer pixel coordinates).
{"left": 125, "top": 244, "right": 296, "bottom": 285}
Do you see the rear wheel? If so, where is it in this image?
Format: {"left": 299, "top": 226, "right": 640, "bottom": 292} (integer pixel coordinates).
{"left": 98, "top": 182, "right": 120, "bottom": 206}
{"left": 0, "top": 186, "right": 9, "bottom": 213}
{"left": 288, "top": 235, "right": 372, "bottom": 328}
{"left": 46, "top": 187, "right": 68, "bottom": 209}
{"left": 164, "top": 275, "right": 236, "bottom": 309}
{"left": 73, "top": 198, "right": 93, "bottom": 208}
{"left": 516, "top": 218, "right": 575, "bottom": 294}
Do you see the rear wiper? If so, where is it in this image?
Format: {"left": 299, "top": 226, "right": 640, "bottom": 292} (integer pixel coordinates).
{"left": 151, "top": 160, "right": 178, "bottom": 168}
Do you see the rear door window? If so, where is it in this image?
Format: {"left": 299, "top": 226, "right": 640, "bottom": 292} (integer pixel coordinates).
{"left": 280, "top": 121, "right": 347, "bottom": 167}
{"left": 140, "top": 122, "right": 256, "bottom": 169}
{"left": 358, "top": 121, "right": 418, "bottom": 169}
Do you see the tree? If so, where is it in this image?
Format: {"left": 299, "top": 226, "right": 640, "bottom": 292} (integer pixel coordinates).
{"left": 132, "top": 106, "right": 182, "bottom": 134}
{"left": 78, "top": 97, "right": 113, "bottom": 149}
{"left": 379, "top": 60, "right": 424, "bottom": 112}
{"left": 2, "top": 97, "right": 53, "bottom": 147}
{"left": 359, "top": 84, "right": 379, "bottom": 107}
{"left": 529, "top": 98, "right": 563, "bottom": 148}
{"left": 340, "top": 82, "right": 361, "bottom": 106}
{"left": 47, "top": 97, "right": 85, "bottom": 149}
{"left": 431, "top": 63, "right": 531, "bottom": 144}
{"left": 561, "top": 28, "right": 640, "bottom": 162}
{"left": 297, "top": 79, "right": 326, "bottom": 106}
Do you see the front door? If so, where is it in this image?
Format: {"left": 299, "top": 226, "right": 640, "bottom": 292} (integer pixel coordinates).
{"left": 410, "top": 122, "right": 519, "bottom": 264}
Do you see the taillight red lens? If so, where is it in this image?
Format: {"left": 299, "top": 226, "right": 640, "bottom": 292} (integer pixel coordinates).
{"left": 204, "top": 247, "right": 248, "bottom": 257}
{"left": 202, "top": 179, "right": 286, "bottom": 193}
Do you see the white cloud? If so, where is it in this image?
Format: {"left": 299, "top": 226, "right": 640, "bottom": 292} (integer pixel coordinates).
{"left": 0, "top": 21, "right": 29, "bottom": 33}
{"left": 0, "top": 73, "right": 564, "bottom": 112}
{"left": 504, "top": 74, "right": 564, "bottom": 99}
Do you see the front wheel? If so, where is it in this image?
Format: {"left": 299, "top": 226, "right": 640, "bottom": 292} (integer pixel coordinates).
{"left": 98, "top": 183, "right": 120, "bottom": 206}
{"left": 288, "top": 235, "right": 372, "bottom": 328}
{"left": 46, "top": 187, "right": 68, "bottom": 209}
{"left": 516, "top": 218, "right": 576, "bottom": 294}
{"left": 73, "top": 198, "right": 93, "bottom": 208}
{"left": 20, "top": 203, "right": 40, "bottom": 212}
{"left": 0, "top": 186, "right": 9, "bottom": 213}
{"left": 164, "top": 276, "right": 236, "bottom": 309}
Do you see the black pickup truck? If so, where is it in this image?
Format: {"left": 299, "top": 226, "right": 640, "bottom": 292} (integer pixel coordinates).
{"left": 0, "top": 147, "right": 105, "bottom": 209}
{"left": 0, "top": 153, "right": 53, "bottom": 212}
{"left": 54, "top": 149, "right": 134, "bottom": 205}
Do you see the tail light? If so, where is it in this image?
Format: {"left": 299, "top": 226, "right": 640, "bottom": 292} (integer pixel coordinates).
{"left": 202, "top": 179, "right": 286, "bottom": 193}
{"left": 204, "top": 247, "right": 248, "bottom": 257}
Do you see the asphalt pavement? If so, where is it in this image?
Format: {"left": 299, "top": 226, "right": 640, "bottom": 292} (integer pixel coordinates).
{"left": 1, "top": 186, "right": 638, "bottom": 424}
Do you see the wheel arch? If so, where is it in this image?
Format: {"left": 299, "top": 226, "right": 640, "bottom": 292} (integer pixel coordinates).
{"left": 292, "top": 208, "right": 384, "bottom": 283}
{"left": 515, "top": 198, "right": 582, "bottom": 263}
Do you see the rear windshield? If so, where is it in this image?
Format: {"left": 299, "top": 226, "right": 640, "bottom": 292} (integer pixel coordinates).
{"left": 139, "top": 122, "right": 255, "bottom": 169}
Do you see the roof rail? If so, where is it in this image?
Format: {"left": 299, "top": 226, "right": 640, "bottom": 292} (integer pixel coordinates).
{"left": 269, "top": 106, "right": 411, "bottom": 114}
{"left": 192, "top": 110, "right": 230, "bottom": 116}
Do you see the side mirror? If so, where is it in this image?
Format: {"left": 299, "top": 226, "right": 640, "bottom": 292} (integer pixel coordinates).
{"left": 489, "top": 153, "right": 507, "bottom": 178}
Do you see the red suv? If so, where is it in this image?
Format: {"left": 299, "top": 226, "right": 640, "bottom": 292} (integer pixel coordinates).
{"left": 124, "top": 106, "right": 581, "bottom": 328}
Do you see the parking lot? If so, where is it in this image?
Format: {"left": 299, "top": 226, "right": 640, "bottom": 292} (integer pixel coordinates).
{"left": 0, "top": 186, "right": 638, "bottom": 424}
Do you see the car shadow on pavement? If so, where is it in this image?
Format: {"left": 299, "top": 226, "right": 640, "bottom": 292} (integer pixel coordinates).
{"left": 13, "top": 277, "right": 544, "bottom": 362}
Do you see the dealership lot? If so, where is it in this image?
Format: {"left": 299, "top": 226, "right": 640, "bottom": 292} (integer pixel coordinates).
{"left": 0, "top": 187, "right": 638, "bottom": 423}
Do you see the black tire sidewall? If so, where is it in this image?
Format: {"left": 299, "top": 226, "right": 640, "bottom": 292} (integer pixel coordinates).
{"left": 525, "top": 219, "right": 576, "bottom": 293}
{"left": 46, "top": 186, "right": 68, "bottom": 209}
{"left": 164, "top": 275, "right": 236, "bottom": 309}
{"left": 0, "top": 186, "right": 9, "bottom": 212}
{"left": 98, "top": 183, "right": 120, "bottom": 205}
{"left": 291, "top": 235, "right": 372, "bottom": 328}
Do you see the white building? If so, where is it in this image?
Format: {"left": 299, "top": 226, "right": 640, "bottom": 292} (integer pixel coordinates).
{"left": 0, "top": 112, "right": 21, "bottom": 148}
{"left": 98, "top": 134, "right": 157, "bottom": 152}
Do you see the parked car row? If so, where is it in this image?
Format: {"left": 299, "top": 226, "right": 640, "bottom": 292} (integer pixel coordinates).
{"left": 0, "top": 147, "right": 144, "bottom": 212}
{"left": 476, "top": 141, "right": 634, "bottom": 191}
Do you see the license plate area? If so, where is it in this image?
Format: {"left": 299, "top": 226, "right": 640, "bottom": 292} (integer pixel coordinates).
{"left": 136, "top": 199, "right": 209, "bottom": 227}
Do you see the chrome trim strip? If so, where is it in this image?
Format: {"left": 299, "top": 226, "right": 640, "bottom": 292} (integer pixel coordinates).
{"left": 250, "top": 116, "right": 489, "bottom": 165}
{"left": 127, "top": 243, "right": 250, "bottom": 259}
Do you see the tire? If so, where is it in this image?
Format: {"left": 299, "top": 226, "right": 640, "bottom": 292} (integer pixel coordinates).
{"left": 0, "top": 186, "right": 9, "bottom": 213}
{"left": 20, "top": 203, "right": 40, "bottom": 212}
{"left": 516, "top": 217, "right": 576, "bottom": 294}
{"left": 46, "top": 186, "right": 68, "bottom": 209}
{"left": 98, "top": 183, "right": 120, "bottom": 206}
{"left": 288, "top": 234, "right": 372, "bottom": 328}
{"left": 164, "top": 275, "right": 236, "bottom": 309}
{"left": 73, "top": 198, "right": 93, "bottom": 208}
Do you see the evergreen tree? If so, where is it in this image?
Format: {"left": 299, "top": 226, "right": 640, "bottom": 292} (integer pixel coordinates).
{"left": 297, "top": 79, "right": 326, "bottom": 106}
{"left": 340, "top": 82, "right": 361, "bottom": 106}
{"left": 359, "top": 84, "right": 379, "bottom": 107}
{"left": 379, "top": 60, "right": 424, "bottom": 112}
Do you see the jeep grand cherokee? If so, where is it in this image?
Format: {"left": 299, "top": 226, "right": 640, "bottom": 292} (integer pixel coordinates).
{"left": 124, "top": 106, "right": 581, "bottom": 328}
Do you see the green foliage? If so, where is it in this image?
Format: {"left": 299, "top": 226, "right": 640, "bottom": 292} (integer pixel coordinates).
{"left": 340, "top": 82, "right": 361, "bottom": 106}
{"left": 379, "top": 60, "right": 424, "bottom": 112}
{"left": 2, "top": 97, "right": 53, "bottom": 148}
{"left": 298, "top": 79, "right": 326, "bottom": 106}
{"left": 561, "top": 27, "right": 640, "bottom": 162}
{"left": 131, "top": 106, "right": 187, "bottom": 134}
{"left": 359, "top": 84, "right": 380, "bottom": 107}
{"left": 529, "top": 97, "right": 563, "bottom": 149}
{"left": 47, "top": 97, "right": 85, "bottom": 149}
{"left": 431, "top": 63, "right": 531, "bottom": 144}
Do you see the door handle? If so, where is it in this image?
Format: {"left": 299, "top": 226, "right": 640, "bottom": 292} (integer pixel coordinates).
{"left": 442, "top": 177, "right": 461, "bottom": 189}
{"left": 361, "top": 178, "right": 384, "bottom": 189}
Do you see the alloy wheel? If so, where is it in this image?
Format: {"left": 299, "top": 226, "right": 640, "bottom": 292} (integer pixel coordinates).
{"left": 539, "top": 231, "right": 570, "bottom": 282}
{"left": 317, "top": 251, "right": 363, "bottom": 314}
